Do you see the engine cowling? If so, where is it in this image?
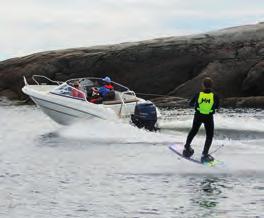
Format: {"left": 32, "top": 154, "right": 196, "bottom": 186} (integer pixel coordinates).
{"left": 131, "top": 102, "right": 158, "bottom": 131}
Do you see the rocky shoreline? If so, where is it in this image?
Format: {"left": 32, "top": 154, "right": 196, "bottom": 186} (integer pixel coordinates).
{"left": 151, "top": 96, "right": 264, "bottom": 109}
{"left": 0, "top": 23, "right": 263, "bottom": 108}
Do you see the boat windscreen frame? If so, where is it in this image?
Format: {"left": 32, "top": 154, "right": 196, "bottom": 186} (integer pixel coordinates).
{"left": 65, "top": 77, "right": 130, "bottom": 93}
{"left": 32, "top": 75, "right": 63, "bottom": 85}
{"left": 50, "top": 83, "right": 87, "bottom": 101}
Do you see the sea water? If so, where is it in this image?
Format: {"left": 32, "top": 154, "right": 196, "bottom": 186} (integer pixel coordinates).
{"left": 0, "top": 103, "right": 263, "bottom": 217}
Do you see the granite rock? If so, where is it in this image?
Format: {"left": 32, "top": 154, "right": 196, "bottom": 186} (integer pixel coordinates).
{"left": 0, "top": 23, "right": 264, "bottom": 108}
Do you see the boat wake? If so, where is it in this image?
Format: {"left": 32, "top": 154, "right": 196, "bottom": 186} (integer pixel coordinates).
{"left": 36, "top": 108, "right": 264, "bottom": 174}
{"left": 159, "top": 114, "right": 264, "bottom": 140}
{"left": 57, "top": 118, "right": 178, "bottom": 145}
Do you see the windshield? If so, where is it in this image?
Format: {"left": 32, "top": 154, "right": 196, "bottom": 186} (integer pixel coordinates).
{"left": 51, "top": 83, "right": 86, "bottom": 101}
{"left": 50, "top": 77, "right": 133, "bottom": 102}
{"left": 67, "top": 78, "right": 129, "bottom": 93}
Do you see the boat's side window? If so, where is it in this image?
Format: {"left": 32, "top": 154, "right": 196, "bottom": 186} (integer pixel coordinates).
{"left": 52, "top": 84, "right": 72, "bottom": 96}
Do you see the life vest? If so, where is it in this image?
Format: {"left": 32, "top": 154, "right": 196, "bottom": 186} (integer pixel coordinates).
{"left": 104, "top": 84, "right": 113, "bottom": 89}
{"left": 99, "top": 84, "right": 113, "bottom": 97}
{"left": 71, "top": 88, "right": 85, "bottom": 99}
{"left": 197, "top": 92, "right": 214, "bottom": 115}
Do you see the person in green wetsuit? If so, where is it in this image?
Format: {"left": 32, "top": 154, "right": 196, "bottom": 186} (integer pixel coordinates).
{"left": 183, "top": 77, "right": 219, "bottom": 163}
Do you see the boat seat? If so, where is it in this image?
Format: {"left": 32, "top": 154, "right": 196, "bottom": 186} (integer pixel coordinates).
{"left": 103, "top": 98, "right": 139, "bottom": 105}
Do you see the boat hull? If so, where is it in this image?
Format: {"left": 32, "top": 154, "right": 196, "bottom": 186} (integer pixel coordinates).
{"left": 30, "top": 96, "right": 98, "bottom": 125}
{"left": 21, "top": 76, "right": 161, "bottom": 129}
{"left": 22, "top": 85, "right": 138, "bottom": 125}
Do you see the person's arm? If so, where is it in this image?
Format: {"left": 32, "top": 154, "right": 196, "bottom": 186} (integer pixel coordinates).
{"left": 210, "top": 94, "right": 220, "bottom": 114}
{"left": 189, "top": 93, "right": 199, "bottom": 107}
{"left": 213, "top": 94, "right": 220, "bottom": 110}
{"left": 98, "top": 87, "right": 104, "bottom": 96}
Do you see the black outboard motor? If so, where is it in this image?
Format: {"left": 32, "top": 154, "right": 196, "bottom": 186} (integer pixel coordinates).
{"left": 131, "top": 102, "right": 158, "bottom": 131}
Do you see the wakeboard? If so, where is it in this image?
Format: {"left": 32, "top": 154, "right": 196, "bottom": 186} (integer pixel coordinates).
{"left": 169, "top": 143, "right": 223, "bottom": 167}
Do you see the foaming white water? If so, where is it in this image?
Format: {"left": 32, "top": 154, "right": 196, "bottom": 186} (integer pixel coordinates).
{"left": 58, "top": 119, "right": 180, "bottom": 144}
{"left": 159, "top": 112, "right": 264, "bottom": 132}
{"left": 215, "top": 114, "right": 264, "bottom": 132}
{"left": 1, "top": 105, "right": 264, "bottom": 217}
{"left": 2, "top": 105, "right": 264, "bottom": 172}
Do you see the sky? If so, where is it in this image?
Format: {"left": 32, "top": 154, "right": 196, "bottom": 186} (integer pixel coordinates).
{"left": 0, "top": 0, "right": 263, "bottom": 60}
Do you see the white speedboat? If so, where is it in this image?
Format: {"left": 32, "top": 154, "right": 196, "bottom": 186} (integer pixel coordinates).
{"left": 22, "top": 75, "right": 160, "bottom": 130}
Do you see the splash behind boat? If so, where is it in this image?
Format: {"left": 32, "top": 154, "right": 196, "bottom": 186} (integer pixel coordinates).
{"left": 22, "top": 75, "right": 160, "bottom": 130}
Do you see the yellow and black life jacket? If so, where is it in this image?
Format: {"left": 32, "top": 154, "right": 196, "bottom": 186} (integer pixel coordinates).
{"left": 197, "top": 92, "right": 214, "bottom": 115}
